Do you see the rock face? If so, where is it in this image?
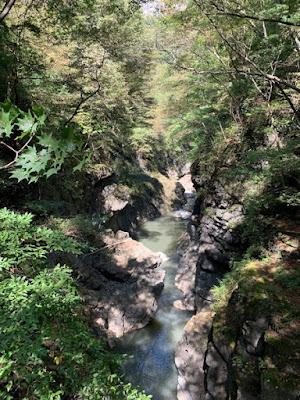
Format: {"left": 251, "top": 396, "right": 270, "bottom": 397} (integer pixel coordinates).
{"left": 175, "top": 178, "right": 244, "bottom": 399}
{"left": 175, "top": 171, "right": 300, "bottom": 399}
{"left": 178, "top": 173, "right": 195, "bottom": 196}
{"left": 175, "top": 180, "right": 243, "bottom": 313}
{"left": 175, "top": 312, "right": 214, "bottom": 400}
{"left": 173, "top": 173, "right": 196, "bottom": 219}
{"left": 88, "top": 171, "right": 187, "bottom": 233}
{"left": 88, "top": 173, "right": 162, "bottom": 233}
{"left": 73, "top": 170, "right": 192, "bottom": 341}
{"left": 93, "top": 183, "right": 131, "bottom": 216}
{"left": 53, "top": 231, "right": 166, "bottom": 341}
{"left": 88, "top": 231, "right": 166, "bottom": 339}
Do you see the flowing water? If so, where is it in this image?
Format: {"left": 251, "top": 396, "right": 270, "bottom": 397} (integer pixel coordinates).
{"left": 116, "top": 215, "right": 193, "bottom": 399}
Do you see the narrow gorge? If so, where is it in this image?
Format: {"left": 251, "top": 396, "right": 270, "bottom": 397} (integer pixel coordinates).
{"left": 0, "top": 1, "right": 299, "bottom": 399}
{"left": 62, "top": 161, "right": 299, "bottom": 400}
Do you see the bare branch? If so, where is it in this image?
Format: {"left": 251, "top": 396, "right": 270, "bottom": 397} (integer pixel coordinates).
{"left": 0, "top": 0, "right": 17, "bottom": 22}
{"left": 197, "top": 0, "right": 300, "bottom": 27}
{"left": 19, "top": 133, "right": 35, "bottom": 152}
{"left": 0, "top": 158, "right": 17, "bottom": 170}
{"left": 0, "top": 132, "right": 36, "bottom": 170}
{"left": 0, "top": 141, "right": 18, "bottom": 154}
{"left": 193, "top": 1, "right": 300, "bottom": 94}
{"left": 276, "top": 83, "right": 300, "bottom": 123}
{"left": 63, "top": 55, "right": 106, "bottom": 127}
{"left": 63, "top": 85, "right": 101, "bottom": 127}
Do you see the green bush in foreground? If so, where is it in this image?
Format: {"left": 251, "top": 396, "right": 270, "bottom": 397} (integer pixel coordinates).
{"left": 0, "top": 208, "right": 150, "bottom": 399}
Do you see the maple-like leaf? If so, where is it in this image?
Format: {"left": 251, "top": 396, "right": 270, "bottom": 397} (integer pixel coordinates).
{"left": 0, "top": 109, "right": 15, "bottom": 137}
{"left": 17, "top": 111, "right": 37, "bottom": 136}
{"left": 10, "top": 169, "right": 27, "bottom": 182}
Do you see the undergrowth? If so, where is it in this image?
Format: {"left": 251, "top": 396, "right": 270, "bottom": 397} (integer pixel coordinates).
{"left": 0, "top": 208, "right": 150, "bottom": 400}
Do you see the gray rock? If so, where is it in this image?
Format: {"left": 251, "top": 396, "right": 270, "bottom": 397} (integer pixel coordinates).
{"left": 242, "top": 317, "right": 267, "bottom": 356}
{"left": 187, "top": 220, "right": 200, "bottom": 242}
{"left": 205, "top": 340, "right": 230, "bottom": 399}
{"left": 175, "top": 185, "right": 245, "bottom": 399}
{"left": 175, "top": 244, "right": 199, "bottom": 311}
{"left": 200, "top": 231, "right": 213, "bottom": 244}
{"left": 199, "top": 255, "right": 217, "bottom": 272}
{"left": 177, "top": 231, "right": 191, "bottom": 256}
{"left": 115, "top": 230, "right": 130, "bottom": 240}
{"left": 176, "top": 312, "right": 214, "bottom": 400}
{"left": 173, "top": 210, "right": 193, "bottom": 220}
{"left": 195, "top": 270, "right": 222, "bottom": 312}
{"left": 56, "top": 233, "right": 166, "bottom": 341}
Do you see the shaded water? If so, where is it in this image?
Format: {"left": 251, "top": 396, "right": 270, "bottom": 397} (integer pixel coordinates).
{"left": 116, "top": 215, "right": 193, "bottom": 399}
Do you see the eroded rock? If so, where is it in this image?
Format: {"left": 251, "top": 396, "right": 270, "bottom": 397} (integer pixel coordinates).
{"left": 85, "top": 231, "right": 166, "bottom": 340}
{"left": 52, "top": 231, "right": 165, "bottom": 342}
{"left": 175, "top": 312, "right": 214, "bottom": 400}
{"left": 175, "top": 244, "right": 199, "bottom": 311}
{"left": 175, "top": 181, "right": 244, "bottom": 398}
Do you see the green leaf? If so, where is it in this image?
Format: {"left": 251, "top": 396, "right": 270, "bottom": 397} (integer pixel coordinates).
{"left": 66, "top": 141, "right": 76, "bottom": 153}
{"left": 17, "top": 111, "right": 37, "bottom": 135}
{"left": 0, "top": 100, "right": 12, "bottom": 113}
{"left": 32, "top": 105, "right": 46, "bottom": 125}
{"left": 28, "top": 176, "right": 39, "bottom": 184}
{"left": 10, "top": 169, "right": 27, "bottom": 182}
{"left": 6, "top": 380, "right": 13, "bottom": 392}
{"left": 73, "top": 152, "right": 92, "bottom": 172}
{"left": 0, "top": 109, "right": 15, "bottom": 137}
{"left": 38, "top": 134, "right": 59, "bottom": 149}
{"left": 45, "top": 167, "right": 60, "bottom": 178}
{"left": 60, "top": 126, "right": 73, "bottom": 140}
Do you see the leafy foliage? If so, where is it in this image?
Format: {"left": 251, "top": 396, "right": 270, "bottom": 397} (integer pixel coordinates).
{"left": 151, "top": 0, "right": 299, "bottom": 218}
{"left": 0, "top": 100, "right": 85, "bottom": 183}
{"left": 0, "top": 208, "right": 150, "bottom": 399}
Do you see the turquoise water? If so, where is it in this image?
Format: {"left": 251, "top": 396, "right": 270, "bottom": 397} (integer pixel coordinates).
{"left": 116, "top": 215, "right": 193, "bottom": 400}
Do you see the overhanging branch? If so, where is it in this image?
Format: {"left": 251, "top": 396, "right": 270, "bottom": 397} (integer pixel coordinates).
{"left": 204, "top": 0, "right": 300, "bottom": 27}
{"left": 0, "top": 0, "right": 17, "bottom": 23}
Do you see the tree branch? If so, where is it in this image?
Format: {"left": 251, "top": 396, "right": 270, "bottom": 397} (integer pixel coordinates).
{"left": 0, "top": 133, "right": 36, "bottom": 170}
{"left": 193, "top": 1, "right": 300, "bottom": 94}
{"left": 0, "top": 0, "right": 17, "bottom": 22}
{"left": 201, "top": 0, "right": 300, "bottom": 27}
{"left": 63, "top": 86, "right": 101, "bottom": 127}
{"left": 63, "top": 56, "right": 105, "bottom": 127}
{"left": 0, "top": 141, "right": 18, "bottom": 154}
{"left": 276, "top": 83, "right": 300, "bottom": 123}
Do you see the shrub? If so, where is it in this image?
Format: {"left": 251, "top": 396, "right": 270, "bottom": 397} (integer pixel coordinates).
{"left": 0, "top": 208, "right": 150, "bottom": 399}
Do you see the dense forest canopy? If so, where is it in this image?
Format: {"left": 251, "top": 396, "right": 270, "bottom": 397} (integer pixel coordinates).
{"left": 0, "top": 0, "right": 299, "bottom": 398}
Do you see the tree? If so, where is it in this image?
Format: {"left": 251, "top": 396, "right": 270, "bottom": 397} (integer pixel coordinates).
{"left": 0, "top": 0, "right": 16, "bottom": 22}
{"left": 151, "top": 0, "right": 299, "bottom": 208}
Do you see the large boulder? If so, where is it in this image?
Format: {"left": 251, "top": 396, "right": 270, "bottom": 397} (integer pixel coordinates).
{"left": 52, "top": 231, "right": 166, "bottom": 341}
{"left": 83, "top": 230, "right": 166, "bottom": 340}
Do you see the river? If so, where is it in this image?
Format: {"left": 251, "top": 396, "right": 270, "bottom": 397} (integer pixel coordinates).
{"left": 116, "top": 214, "right": 193, "bottom": 399}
